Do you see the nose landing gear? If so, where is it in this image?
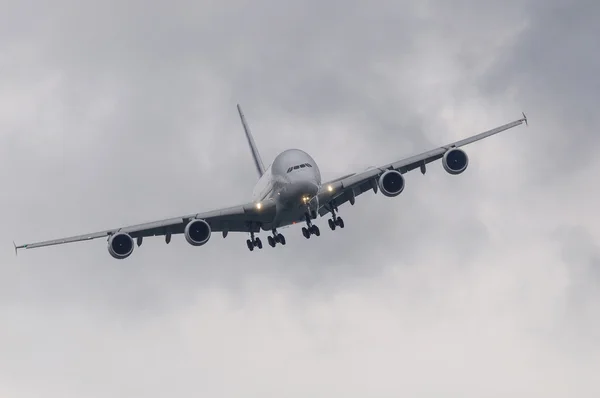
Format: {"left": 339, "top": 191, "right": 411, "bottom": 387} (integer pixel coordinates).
{"left": 302, "top": 212, "right": 320, "bottom": 239}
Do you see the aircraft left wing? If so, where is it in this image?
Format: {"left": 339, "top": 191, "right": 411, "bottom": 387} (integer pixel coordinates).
{"left": 316, "top": 113, "right": 528, "bottom": 215}
{"left": 14, "top": 199, "right": 276, "bottom": 255}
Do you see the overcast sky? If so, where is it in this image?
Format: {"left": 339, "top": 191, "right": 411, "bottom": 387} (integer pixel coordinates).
{"left": 1, "top": 0, "right": 599, "bottom": 396}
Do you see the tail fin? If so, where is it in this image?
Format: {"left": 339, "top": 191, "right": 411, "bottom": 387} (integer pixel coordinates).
{"left": 237, "top": 104, "right": 266, "bottom": 177}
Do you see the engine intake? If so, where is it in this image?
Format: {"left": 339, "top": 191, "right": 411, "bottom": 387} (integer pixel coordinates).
{"left": 442, "top": 148, "right": 469, "bottom": 175}
{"left": 185, "top": 219, "right": 211, "bottom": 246}
{"left": 378, "top": 170, "right": 405, "bottom": 197}
{"left": 108, "top": 232, "right": 134, "bottom": 259}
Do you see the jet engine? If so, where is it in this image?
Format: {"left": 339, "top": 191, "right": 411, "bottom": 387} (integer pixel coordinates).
{"left": 184, "top": 219, "right": 211, "bottom": 246}
{"left": 442, "top": 148, "right": 469, "bottom": 175}
{"left": 108, "top": 232, "right": 135, "bottom": 259}
{"left": 378, "top": 169, "right": 405, "bottom": 197}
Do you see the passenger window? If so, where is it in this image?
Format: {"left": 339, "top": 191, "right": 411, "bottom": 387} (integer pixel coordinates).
{"left": 294, "top": 165, "right": 299, "bottom": 170}
{"left": 306, "top": 163, "right": 312, "bottom": 167}
{"left": 300, "top": 164, "right": 306, "bottom": 168}
{"left": 287, "top": 167, "right": 292, "bottom": 173}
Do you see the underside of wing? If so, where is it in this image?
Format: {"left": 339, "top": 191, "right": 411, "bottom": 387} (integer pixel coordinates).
{"left": 15, "top": 199, "right": 276, "bottom": 259}
{"left": 317, "top": 115, "right": 528, "bottom": 216}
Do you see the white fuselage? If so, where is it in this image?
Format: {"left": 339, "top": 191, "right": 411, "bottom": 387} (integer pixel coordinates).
{"left": 251, "top": 149, "right": 321, "bottom": 230}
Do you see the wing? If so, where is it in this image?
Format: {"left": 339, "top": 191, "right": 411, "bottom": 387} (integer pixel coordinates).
{"left": 316, "top": 113, "right": 528, "bottom": 215}
{"left": 14, "top": 199, "right": 276, "bottom": 252}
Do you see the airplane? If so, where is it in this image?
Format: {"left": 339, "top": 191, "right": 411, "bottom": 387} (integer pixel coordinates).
{"left": 14, "top": 105, "right": 528, "bottom": 259}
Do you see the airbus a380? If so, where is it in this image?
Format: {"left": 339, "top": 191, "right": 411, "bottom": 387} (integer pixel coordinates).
{"left": 15, "top": 105, "right": 528, "bottom": 259}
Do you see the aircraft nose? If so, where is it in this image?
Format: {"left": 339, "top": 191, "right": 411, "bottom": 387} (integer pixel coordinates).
{"left": 299, "top": 180, "right": 319, "bottom": 197}
{"left": 283, "top": 180, "right": 319, "bottom": 202}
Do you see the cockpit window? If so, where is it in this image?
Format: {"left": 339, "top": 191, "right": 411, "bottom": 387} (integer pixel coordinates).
{"left": 287, "top": 163, "right": 313, "bottom": 173}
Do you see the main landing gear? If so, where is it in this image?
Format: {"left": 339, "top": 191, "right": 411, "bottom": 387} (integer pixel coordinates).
{"left": 328, "top": 207, "right": 345, "bottom": 231}
{"left": 301, "top": 212, "right": 320, "bottom": 239}
{"left": 268, "top": 229, "right": 286, "bottom": 247}
{"left": 247, "top": 230, "right": 287, "bottom": 251}
{"left": 246, "top": 232, "right": 262, "bottom": 251}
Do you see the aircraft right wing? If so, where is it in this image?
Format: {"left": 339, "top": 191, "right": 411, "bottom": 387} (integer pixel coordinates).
{"left": 316, "top": 113, "right": 528, "bottom": 215}
{"left": 14, "top": 198, "right": 277, "bottom": 257}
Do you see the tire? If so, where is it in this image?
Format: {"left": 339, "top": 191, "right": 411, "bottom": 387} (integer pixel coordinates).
{"left": 302, "top": 227, "right": 310, "bottom": 239}
{"left": 328, "top": 219, "right": 335, "bottom": 230}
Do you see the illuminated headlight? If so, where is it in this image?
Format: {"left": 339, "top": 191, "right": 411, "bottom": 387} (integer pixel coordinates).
{"left": 327, "top": 185, "right": 333, "bottom": 192}
{"left": 256, "top": 202, "right": 262, "bottom": 210}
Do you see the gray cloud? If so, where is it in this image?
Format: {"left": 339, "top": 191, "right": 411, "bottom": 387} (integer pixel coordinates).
{"left": 479, "top": 0, "right": 600, "bottom": 176}
{"left": 1, "top": 0, "right": 599, "bottom": 396}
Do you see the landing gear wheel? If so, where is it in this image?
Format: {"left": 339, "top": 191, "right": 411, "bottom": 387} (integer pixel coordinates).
{"left": 246, "top": 239, "right": 254, "bottom": 251}
{"left": 336, "top": 217, "right": 345, "bottom": 228}
{"left": 302, "top": 227, "right": 310, "bottom": 239}
{"left": 255, "top": 237, "right": 262, "bottom": 249}
{"left": 328, "top": 219, "right": 336, "bottom": 230}
{"left": 268, "top": 235, "right": 276, "bottom": 247}
{"left": 310, "top": 225, "right": 320, "bottom": 236}
{"left": 277, "top": 234, "right": 286, "bottom": 245}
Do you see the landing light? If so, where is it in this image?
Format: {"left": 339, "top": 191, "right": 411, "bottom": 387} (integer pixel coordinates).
{"left": 327, "top": 185, "right": 333, "bottom": 192}
{"left": 256, "top": 202, "right": 262, "bottom": 210}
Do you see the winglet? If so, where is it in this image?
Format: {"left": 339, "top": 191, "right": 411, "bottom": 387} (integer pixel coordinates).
{"left": 13, "top": 241, "right": 26, "bottom": 256}
{"left": 522, "top": 112, "right": 528, "bottom": 126}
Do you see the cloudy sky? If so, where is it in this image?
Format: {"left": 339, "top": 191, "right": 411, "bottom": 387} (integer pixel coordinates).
{"left": 1, "top": 0, "right": 599, "bottom": 396}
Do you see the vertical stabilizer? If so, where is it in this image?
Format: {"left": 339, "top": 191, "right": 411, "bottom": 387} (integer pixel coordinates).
{"left": 237, "top": 104, "right": 266, "bottom": 177}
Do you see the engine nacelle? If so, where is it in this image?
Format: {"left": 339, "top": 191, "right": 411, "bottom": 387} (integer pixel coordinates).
{"left": 378, "top": 169, "right": 405, "bottom": 197}
{"left": 184, "top": 219, "right": 211, "bottom": 246}
{"left": 442, "top": 148, "right": 469, "bottom": 175}
{"left": 108, "top": 232, "right": 135, "bottom": 259}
